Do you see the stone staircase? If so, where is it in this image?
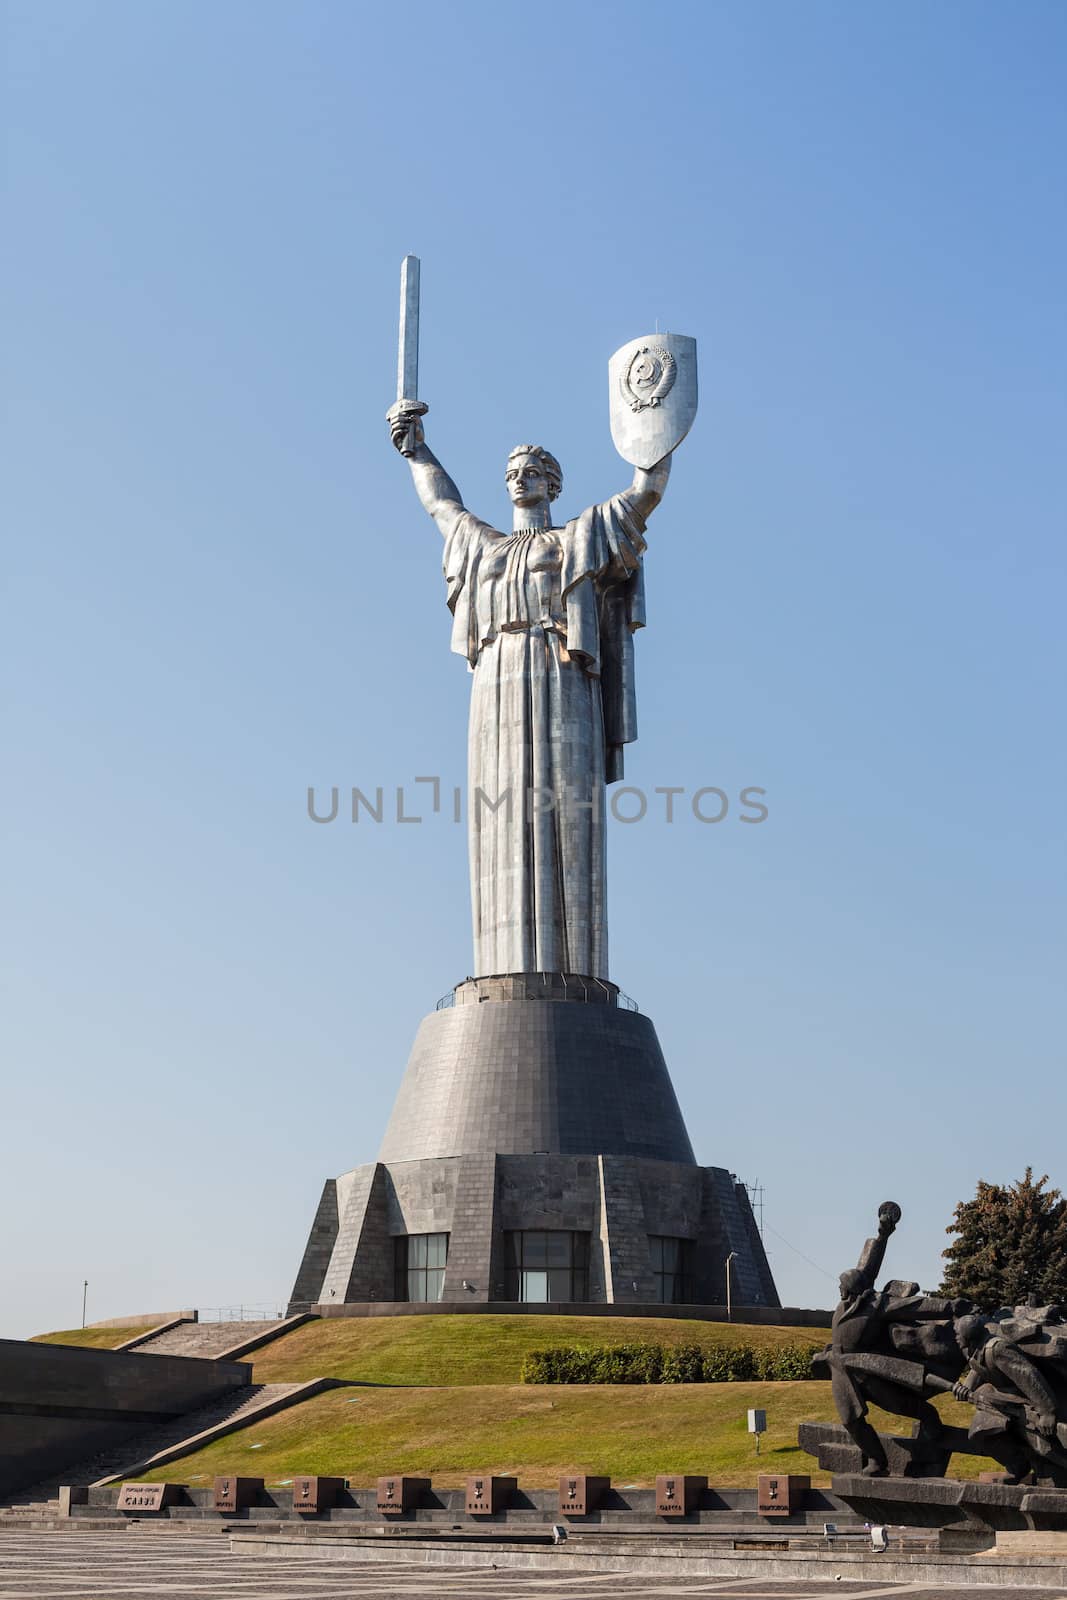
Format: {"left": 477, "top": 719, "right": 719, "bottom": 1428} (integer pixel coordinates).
{"left": 0, "top": 1499, "right": 62, "bottom": 1527}
{"left": 0, "top": 1377, "right": 341, "bottom": 1516}
{"left": 128, "top": 1317, "right": 301, "bottom": 1360}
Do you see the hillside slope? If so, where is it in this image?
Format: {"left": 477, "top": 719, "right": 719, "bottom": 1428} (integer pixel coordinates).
{"left": 245, "top": 1313, "right": 829, "bottom": 1386}
{"left": 137, "top": 1381, "right": 991, "bottom": 1489}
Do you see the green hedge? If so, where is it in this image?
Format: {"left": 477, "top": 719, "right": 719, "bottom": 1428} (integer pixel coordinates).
{"left": 520, "top": 1341, "right": 817, "bottom": 1385}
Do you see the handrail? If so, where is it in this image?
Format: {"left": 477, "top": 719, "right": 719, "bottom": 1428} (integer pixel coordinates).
{"left": 197, "top": 1304, "right": 287, "bottom": 1322}
{"left": 436, "top": 978, "right": 640, "bottom": 1012}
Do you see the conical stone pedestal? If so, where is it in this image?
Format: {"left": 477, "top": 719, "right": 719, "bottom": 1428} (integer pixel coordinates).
{"left": 380, "top": 974, "right": 694, "bottom": 1165}
{"left": 290, "top": 975, "right": 779, "bottom": 1315}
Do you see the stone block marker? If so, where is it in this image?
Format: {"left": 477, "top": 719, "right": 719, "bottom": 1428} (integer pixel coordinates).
{"left": 655, "top": 1474, "right": 706, "bottom": 1517}
{"left": 213, "top": 1476, "right": 263, "bottom": 1512}
{"left": 465, "top": 1475, "right": 516, "bottom": 1515}
{"left": 291, "top": 1476, "right": 344, "bottom": 1514}
{"left": 376, "top": 1476, "right": 430, "bottom": 1515}
{"left": 559, "top": 1473, "right": 610, "bottom": 1515}
{"left": 757, "top": 1473, "right": 810, "bottom": 1516}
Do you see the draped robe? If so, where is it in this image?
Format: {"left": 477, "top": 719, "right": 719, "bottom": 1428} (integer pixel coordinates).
{"left": 443, "top": 493, "right": 647, "bottom": 980}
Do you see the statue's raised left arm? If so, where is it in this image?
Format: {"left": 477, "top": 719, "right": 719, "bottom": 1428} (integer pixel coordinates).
{"left": 626, "top": 455, "right": 672, "bottom": 521}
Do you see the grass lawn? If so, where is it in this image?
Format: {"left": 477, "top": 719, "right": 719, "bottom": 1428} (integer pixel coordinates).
{"left": 34, "top": 1313, "right": 995, "bottom": 1489}
{"left": 138, "top": 1381, "right": 995, "bottom": 1490}
{"left": 246, "top": 1314, "right": 830, "bottom": 1387}
{"left": 29, "top": 1325, "right": 159, "bottom": 1350}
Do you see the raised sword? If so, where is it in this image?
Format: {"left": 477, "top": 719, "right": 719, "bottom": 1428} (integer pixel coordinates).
{"left": 388, "top": 254, "right": 429, "bottom": 458}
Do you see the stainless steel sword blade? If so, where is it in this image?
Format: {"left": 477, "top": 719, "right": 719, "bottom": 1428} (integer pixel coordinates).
{"left": 397, "top": 254, "right": 420, "bottom": 403}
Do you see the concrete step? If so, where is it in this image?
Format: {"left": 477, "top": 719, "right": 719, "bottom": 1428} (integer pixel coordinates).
{"left": 4, "top": 1378, "right": 343, "bottom": 1503}
{"left": 132, "top": 1321, "right": 276, "bottom": 1358}
{"left": 129, "top": 1313, "right": 312, "bottom": 1362}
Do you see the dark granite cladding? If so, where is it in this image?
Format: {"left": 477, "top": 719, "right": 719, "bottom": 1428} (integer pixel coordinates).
{"left": 0, "top": 1341, "right": 249, "bottom": 1498}
{"left": 291, "top": 984, "right": 781, "bottom": 1313}
{"left": 378, "top": 998, "right": 694, "bottom": 1165}
{"left": 287, "top": 1180, "right": 339, "bottom": 1310}
{"left": 291, "top": 1152, "right": 781, "bottom": 1312}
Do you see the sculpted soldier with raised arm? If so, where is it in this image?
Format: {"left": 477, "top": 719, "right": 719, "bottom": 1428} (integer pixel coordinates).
{"left": 820, "top": 1202, "right": 969, "bottom": 1476}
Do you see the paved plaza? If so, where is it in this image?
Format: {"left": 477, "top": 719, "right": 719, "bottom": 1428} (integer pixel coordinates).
{"left": 0, "top": 1531, "right": 1064, "bottom": 1599}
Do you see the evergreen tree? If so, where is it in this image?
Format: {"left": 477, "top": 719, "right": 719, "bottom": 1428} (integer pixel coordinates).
{"left": 941, "top": 1168, "right": 1067, "bottom": 1310}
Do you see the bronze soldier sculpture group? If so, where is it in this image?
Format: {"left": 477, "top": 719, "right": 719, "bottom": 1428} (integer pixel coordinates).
{"left": 817, "top": 1203, "right": 1067, "bottom": 1485}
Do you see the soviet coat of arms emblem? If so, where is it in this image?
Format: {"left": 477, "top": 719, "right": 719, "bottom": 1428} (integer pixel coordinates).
{"left": 609, "top": 331, "right": 698, "bottom": 469}
{"left": 621, "top": 344, "right": 677, "bottom": 410}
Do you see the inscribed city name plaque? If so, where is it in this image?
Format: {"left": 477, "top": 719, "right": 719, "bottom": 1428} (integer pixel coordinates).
{"left": 757, "top": 1472, "right": 810, "bottom": 1517}
{"left": 213, "top": 1476, "right": 263, "bottom": 1512}
{"left": 117, "top": 1483, "right": 176, "bottom": 1512}
{"left": 376, "top": 1475, "right": 430, "bottom": 1515}
{"left": 291, "top": 1475, "right": 343, "bottom": 1513}
{"left": 465, "top": 1474, "right": 516, "bottom": 1515}
{"left": 655, "top": 1473, "right": 706, "bottom": 1517}
{"left": 559, "top": 1473, "right": 610, "bottom": 1515}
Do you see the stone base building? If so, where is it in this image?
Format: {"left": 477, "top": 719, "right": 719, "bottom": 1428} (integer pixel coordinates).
{"left": 290, "top": 975, "right": 778, "bottom": 1313}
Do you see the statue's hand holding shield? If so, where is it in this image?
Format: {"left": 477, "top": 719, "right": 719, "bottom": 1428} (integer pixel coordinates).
{"left": 609, "top": 333, "right": 698, "bottom": 468}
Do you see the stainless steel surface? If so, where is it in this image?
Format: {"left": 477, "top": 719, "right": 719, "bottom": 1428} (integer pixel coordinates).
{"left": 397, "top": 253, "right": 420, "bottom": 403}
{"left": 609, "top": 332, "right": 698, "bottom": 468}
{"left": 390, "top": 287, "right": 694, "bottom": 980}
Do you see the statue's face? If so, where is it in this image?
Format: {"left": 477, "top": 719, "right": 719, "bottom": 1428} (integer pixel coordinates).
{"left": 505, "top": 454, "right": 550, "bottom": 509}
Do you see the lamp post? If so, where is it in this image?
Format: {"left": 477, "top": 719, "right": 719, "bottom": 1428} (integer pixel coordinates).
{"left": 81, "top": 1280, "right": 88, "bottom": 1329}
{"left": 725, "top": 1252, "right": 738, "bottom": 1321}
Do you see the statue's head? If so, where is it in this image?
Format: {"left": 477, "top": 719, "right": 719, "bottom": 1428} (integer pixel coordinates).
{"left": 505, "top": 444, "right": 562, "bottom": 509}
{"left": 955, "top": 1313, "right": 991, "bottom": 1356}
{"left": 838, "top": 1268, "right": 865, "bottom": 1302}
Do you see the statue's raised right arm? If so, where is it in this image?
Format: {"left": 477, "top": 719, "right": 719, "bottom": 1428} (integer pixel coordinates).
{"left": 388, "top": 405, "right": 465, "bottom": 539}
{"left": 853, "top": 1201, "right": 902, "bottom": 1294}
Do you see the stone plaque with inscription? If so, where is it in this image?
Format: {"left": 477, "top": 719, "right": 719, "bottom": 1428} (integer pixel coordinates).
{"left": 117, "top": 1483, "right": 180, "bottom": 1513}
{"left": 465, "top": 1474, "right": 516, "bottom": 1515}
{"left": 213, "top": 1476, "right": 263, "bottom": 1512}
{"left": 559, "top": 1473, "right": 610, "bottom": 1516}
{"left": 757, "top": 1472, "right": 810, "bottom": 1516}
{"left": 655, "top": 1473, "right": 705, "bottom": 1517}
{"left": 292, "top": 1475, "right": 344, "bottom": 1513}
{"left": 376, "top": 1475, "right": 430, "bottom": 1515}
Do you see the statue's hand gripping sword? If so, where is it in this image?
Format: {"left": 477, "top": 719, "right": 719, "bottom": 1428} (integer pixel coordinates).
{"left": 386, "top": 254, "right": 428, "bottom": 457}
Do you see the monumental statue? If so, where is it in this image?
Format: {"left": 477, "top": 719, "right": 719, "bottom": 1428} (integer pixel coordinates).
{"left": 288, "top": 258, "right": 777, "bottom": 1314}
{"left": 386, "top": 256, "right": 692, "bottom": 980}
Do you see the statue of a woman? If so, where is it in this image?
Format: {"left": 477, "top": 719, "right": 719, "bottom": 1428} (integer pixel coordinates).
{"left": 390, "top": 406, "right": 672, "bottom": 981}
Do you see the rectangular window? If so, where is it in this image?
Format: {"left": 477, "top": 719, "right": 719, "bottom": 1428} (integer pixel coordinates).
{"left": 505, "top": 1231, "right": 590, "bottom": 1302}
{"left": 393, "top": 1232, "right": 448, "bottom": 1302}
{"left": 649, "top": 1235, "right": 692, "bottom": 1304}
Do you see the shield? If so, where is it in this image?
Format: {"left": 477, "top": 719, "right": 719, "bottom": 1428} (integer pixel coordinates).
{"left": 609, "top": 332, "right": 698, "bottom": 468}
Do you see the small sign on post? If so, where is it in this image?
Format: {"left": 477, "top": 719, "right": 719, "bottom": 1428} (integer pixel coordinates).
{"left": 748, "top": 1407, "right": 767, "bottom": 1454}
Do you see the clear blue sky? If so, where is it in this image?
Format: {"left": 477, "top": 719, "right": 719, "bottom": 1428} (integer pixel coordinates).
{"left": 3, "top": 0, "right": 1064, "bottom": 1339}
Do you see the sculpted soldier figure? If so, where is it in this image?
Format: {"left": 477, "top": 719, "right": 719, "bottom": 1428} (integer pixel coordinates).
{"left": 816, "top": 1204, "right": 1067, "bottom": 1484}
{"left": 820, "top": 1203, "right": 967, "bottom": 1476}
{"left": 953, "top": 1310, "right": 1067, "bottom": 1485}
{"left": 386, "top": 267, "right": 696, "bottom": 983}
